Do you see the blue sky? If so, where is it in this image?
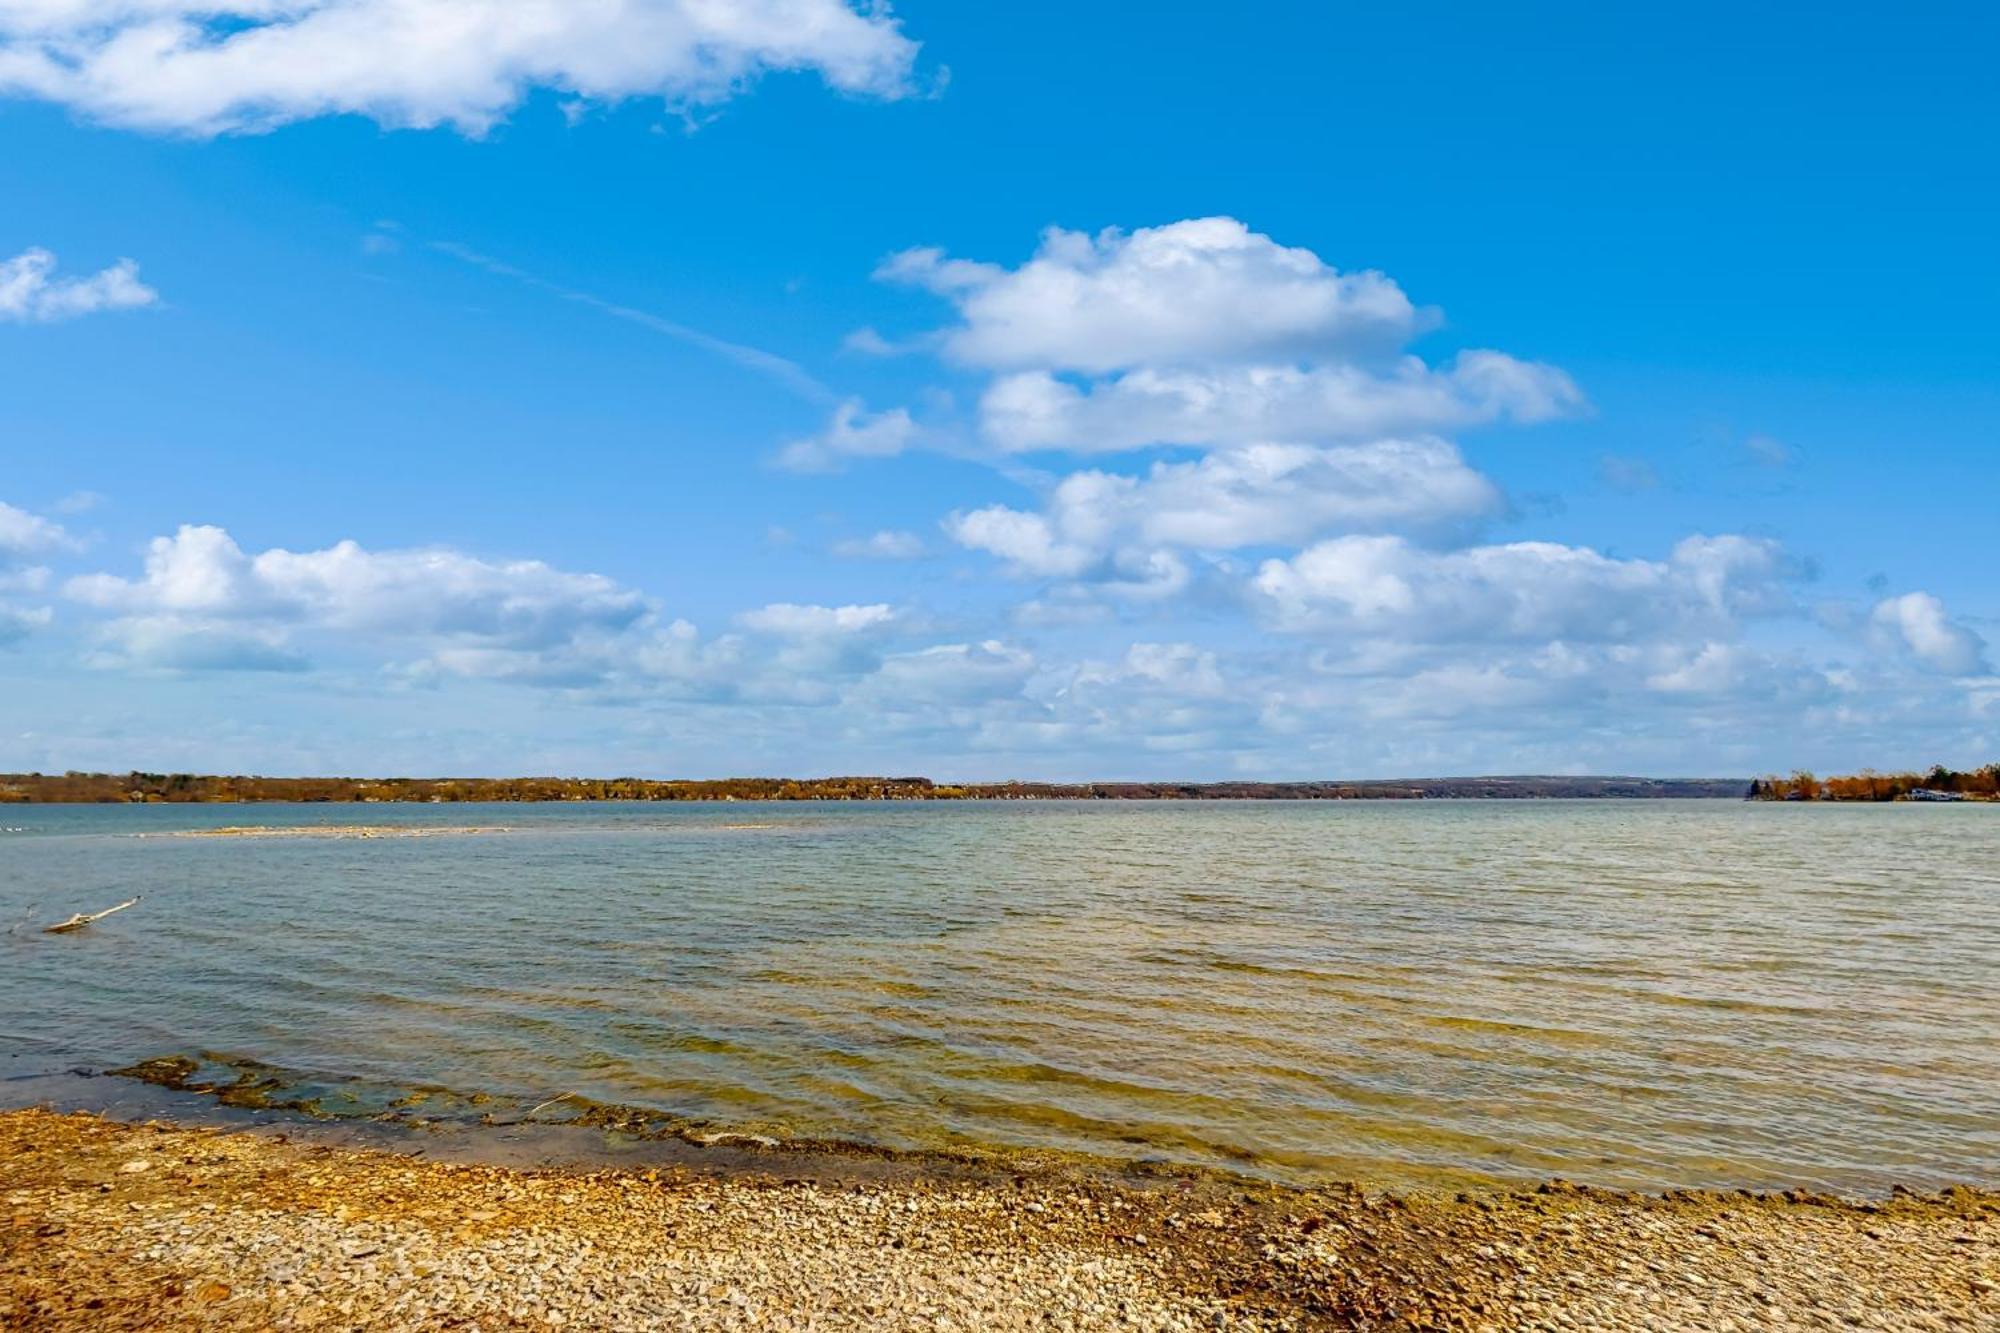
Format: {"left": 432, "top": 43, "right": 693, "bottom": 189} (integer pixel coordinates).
{"left": 1, "top": 0, "right": 1995, "bottom": 779}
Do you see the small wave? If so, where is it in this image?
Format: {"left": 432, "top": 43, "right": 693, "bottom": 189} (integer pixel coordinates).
{"left": 1415, "top": 1013, "right": 1616, "bottom": 1047}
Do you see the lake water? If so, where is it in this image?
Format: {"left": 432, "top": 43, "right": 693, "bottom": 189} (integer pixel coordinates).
{"left": 3, "top": 800, "right": 1995, "bottom": 1193}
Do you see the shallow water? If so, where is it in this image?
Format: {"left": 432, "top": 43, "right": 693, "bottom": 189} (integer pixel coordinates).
{"left": 3, "top": 800, "right": 1996, "bottom": 1193}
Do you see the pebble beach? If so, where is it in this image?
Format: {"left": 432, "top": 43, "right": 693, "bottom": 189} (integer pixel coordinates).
{"left": 3, "top": 1109, "right": 1995, "bottom": 1331}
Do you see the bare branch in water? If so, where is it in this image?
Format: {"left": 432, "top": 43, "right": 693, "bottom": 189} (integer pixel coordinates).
{"left": 43, "top": 898, "right": 140, "bottom": 934}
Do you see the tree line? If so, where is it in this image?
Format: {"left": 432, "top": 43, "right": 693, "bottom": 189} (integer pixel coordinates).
{"left": 0, "top": 772, "right": 1746, "bottom": 803}
{"left": 1749, "top": 764, "right": 2000, "bottom": 802}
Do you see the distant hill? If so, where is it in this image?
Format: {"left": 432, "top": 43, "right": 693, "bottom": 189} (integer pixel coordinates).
{"left": 0, "top": 772, "right": 1748, "bottom": 803}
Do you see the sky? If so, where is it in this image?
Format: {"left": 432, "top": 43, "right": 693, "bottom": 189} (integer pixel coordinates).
{"left": 1, "top": 0, "right": 1996, "bottom": 781}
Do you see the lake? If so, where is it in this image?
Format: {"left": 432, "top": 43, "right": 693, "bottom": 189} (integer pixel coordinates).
{"left": 3, "top": 800, "right": 1995, "bottom": 1193}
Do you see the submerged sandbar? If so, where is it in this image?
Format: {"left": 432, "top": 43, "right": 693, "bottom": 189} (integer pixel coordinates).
{"left": 165, "top": 824, "right": 514, "bottom": 840}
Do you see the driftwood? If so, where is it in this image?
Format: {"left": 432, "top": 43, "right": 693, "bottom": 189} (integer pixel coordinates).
{"left": 43, "top": 897, "right": 140, "bottom": 934}
{"left": 523, "top": 1091, "right": 577, "bottom": 1119}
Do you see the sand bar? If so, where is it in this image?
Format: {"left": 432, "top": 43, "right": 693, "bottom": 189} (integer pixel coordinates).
{"left": 165, "top": 825, "right": 514, "bottom": 840}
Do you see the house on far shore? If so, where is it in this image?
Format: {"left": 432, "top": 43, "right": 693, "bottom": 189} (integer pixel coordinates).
{"left": 1909, "top": 788, "right": 1965, "bottom": 802}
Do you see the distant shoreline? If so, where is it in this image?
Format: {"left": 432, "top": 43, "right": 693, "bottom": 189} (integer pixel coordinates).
{"left": 1750, "top": 764, "right": 2000, "bottom": 803}
{"left": 1, "top": 772, "right": 1749, "bottom": 803}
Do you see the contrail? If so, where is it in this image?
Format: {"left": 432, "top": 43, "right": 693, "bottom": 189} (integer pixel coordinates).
{"left": 431, "top": 241, "right": 835, "bottom": 406}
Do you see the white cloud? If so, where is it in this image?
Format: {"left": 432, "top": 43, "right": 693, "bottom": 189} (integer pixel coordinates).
{"left": 831, "top": 529, "right": 925, "bottom": 559}
{"left": 0, "top": 0, "right": 922, "bottom": 136}
{"left": 874, "top": 217, "right": 1582, "bottom": 456}
{"left": 1250, "top": 636, "right": 1849, "bottom": 762}
{"left": 946, "top": 438, "right": 1499, "bottom": 582}
{"left": 1072, "top": 642, "right": 1227, "bottom": 698}
{"left": 1869, "top": 592, "right": 1988, "bottom": 675}
{"left": 0, "top": 247, "right": 157, "bottom": 322}
{"left": 23, "top": 512, "right": 1993, "bottom": 777}
{"left": 839, "top": 325, "right": 907, "bottom": 357}
{"left": 856, "top": 640, "right": 1036, "bottom": 706}
{"left": 726, "top": 602, "right": 903, "bottom": 684}
{"left": 736, "top": 601, "right": 895, "bottom": 636}
{"left": 978, "top": 351, "right": 1581, "bottom": 454}
{"left": 71, "top": 524, "right": 649, "bottom": 642}
{"left": 881, "top": 217, "right": 1423, "bottom": 374}
{"left": 947, "top": 506, "right": 1094, "bottom": 579}
{"left": 67, "top": 524, "right": 651, "bottom": 671}
{"left": 0, "top": 499, "right": 70, "bottom": 645}
{"left": 1251, "top": 533, "right": 1795, "bottom": 644}
{"left": 986, "top": 642, "right": 1259, "bottom": 762}
{"left": 90, "top": 616, "right": 307, "bottom": 672}
{"left": 0, "top": 498, "right": 75, "bottom": 557}
{"left": 1645, "top": 642, "right": 1757, "bottom": 695}
{"left": 777, "top": 399, "right": 922, "bottom": 471}
{"left": 57, "top": 524, "right": 967, "bottom": 704}
{"left": 1669, "top": 535, "right": 1799, "bottom": 618}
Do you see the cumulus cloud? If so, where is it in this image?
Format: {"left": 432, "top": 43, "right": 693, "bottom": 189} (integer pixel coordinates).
{"left": 706, "top": 603, "right": 901, "bottom": 689}
{"left": 881, "top": 217, "right": 1424, "bottom": 373}
{"left": 0, "top": 498, "right": 75, "bottom": 557}
{"left": 736, "top": 601, "right": 895, "bottom": 636}
{"left": 0, "top": 0, "right": 923, "bottom": 136}
{"left": 1251, "top": 533, "right": 1796, "bottom": 645}
{"left": 1249, "top": 635, "right": 1853, "bottom": 767}
{"left": 776, "top": 399, "right": 922, "bottom": 471}
{"left": 856, "top": 639, "right": 1036, "bottom": 706}
{"left": 70, "top": 524, "right": 648, "bottom": 641}
{"left": 90, "top": 617, "right": 307, "bottom": 672}
{"left": 67, "top": 524, "right": 651, "bottom": 671}
{"left": 28, "top": 512, "right": 1990, "bottom": 776}
{"left": 875, "top": 217, "right": 1582, "bottom": 455}
{"left": 54, "top": 523, "right": 1001, "bottom": 711}
{"left": 979, "top": 642, "right": 1258, "bottom": 761}
{"left": 0, "top": 499, "right": 70, "bottom": 646}
{"left": 1869, "top": 592, "right": 1988, "bottom": 675}
{"left": 946, "top": 438, "right": 1499, "bottom": 583}
{"left": 978, "top": 352, "right": 1581, "bottom": 454}
{"left": 1644, "top": 642, "right": 1760, "bottom": 695}
{"left": 1, "top": 247, "right": 158, "bottom": 322}
{"left": 1071, "top": 642, "right": 1228, "bottom": 699}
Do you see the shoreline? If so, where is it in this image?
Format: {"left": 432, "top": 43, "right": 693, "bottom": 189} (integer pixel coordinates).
{"left": 18, "top": 1053, "right": 1992, "bottom": 1203}
{"left": 0, "top": 773, "right": 1752, "bottom": 805}
{"left": 3, "top": 1109, "right": 1995, "bottom": 1332}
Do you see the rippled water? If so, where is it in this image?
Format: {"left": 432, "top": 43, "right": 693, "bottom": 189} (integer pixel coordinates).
{"left": 3, "top": 800, "right": 1996, "bottom": 1193}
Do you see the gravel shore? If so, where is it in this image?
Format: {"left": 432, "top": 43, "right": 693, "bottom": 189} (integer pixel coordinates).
{"left": 2, "top": 1109, "right": 1994, "bottom": 1331}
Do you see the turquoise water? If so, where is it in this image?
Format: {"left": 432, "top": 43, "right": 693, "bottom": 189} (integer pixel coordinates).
{"left": 2, "top": 800, "right": 1995, "bottom": 1192}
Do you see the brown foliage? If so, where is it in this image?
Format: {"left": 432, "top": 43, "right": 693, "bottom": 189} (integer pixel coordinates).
{"left": 1751, "top": 764, "right": 2000, "bottom": 801}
